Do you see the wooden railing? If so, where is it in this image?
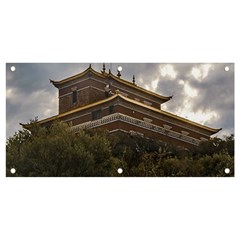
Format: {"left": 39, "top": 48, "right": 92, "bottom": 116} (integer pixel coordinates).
{"left": 71, "top": 113, "right": 200, "bottom": 146}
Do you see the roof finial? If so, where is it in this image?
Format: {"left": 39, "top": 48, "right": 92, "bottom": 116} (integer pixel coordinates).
{"left": 89, "top": 63, "right": 92, "bottom": 68}
{"left": 117, "top": 66, "right": 122, "bottom": 78}
{"left": 109, "top": 69, "right": 111, "bottom": 74}
{"left": 132, "top": 75, "right": 135, "bottom": 85}
{"left": 101, "top": 63, "right": 106, "bottom": 73}
{"left": 117, "top": 70, "right": 121, "bottom": 78}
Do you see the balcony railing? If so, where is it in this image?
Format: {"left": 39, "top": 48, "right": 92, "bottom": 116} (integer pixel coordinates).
{"left": 71, "top": 113, "right": 201, "bottom": 146}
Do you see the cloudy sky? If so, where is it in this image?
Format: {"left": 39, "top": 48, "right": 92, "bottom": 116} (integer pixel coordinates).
{"left": 6, "top": 63, "right": 234, "bottom": 139}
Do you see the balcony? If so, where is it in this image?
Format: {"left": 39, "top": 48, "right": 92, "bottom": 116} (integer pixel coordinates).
{"left": 71, "top": 113, "right": 201, "bottom": 146}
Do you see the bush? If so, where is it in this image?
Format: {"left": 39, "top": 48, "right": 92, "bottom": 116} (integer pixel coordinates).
{"left": 6, "top": 122, "right": 234, "bottom": 177}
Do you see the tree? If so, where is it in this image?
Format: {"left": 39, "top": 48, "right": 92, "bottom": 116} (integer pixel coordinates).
{"left": 6, "top": 121, "right": 117, "bottom": 177}
{"left": 6, "top": 122, "right": 234, "bottom": 177}
{"left": 193, "top": 134, "right": 234, "bottom": 157}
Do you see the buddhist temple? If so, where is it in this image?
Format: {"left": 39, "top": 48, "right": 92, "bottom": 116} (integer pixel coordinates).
{"left": 21, "top": 64, "right": 221, "bottom": 148}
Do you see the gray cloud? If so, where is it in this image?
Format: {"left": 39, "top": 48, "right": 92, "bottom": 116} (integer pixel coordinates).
{"left": 6, "top": 63, "right": 234, "bottom": 139}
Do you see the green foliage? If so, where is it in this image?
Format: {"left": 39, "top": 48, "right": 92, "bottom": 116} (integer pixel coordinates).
{"left": 109, "top": 132, "right": 160, "bottom": 168}
{"left": 6, "top": 122, "right": 234, "bottom": 177}
{"left": 196, "top": 152, "right": 234, "bottom": 177}
{"left": 193, "top": 134, "right": 234, "bottom": 157}
{"left": 6, "top": 121, "right": 115, "bottom": 177}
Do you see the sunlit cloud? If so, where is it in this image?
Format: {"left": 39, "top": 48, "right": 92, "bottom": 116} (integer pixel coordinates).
{"left": 7, "top": 88, "right": 58, "bottom": 116}
{"left": 161, "top": 104, "right": 168, "bottom": 111}
{"left": 138, "top": 77, "right": 144, "bottom": 84}
{"left": 6, "top": 63, "right": 233, "bottom": 139}
{"left": 173, "top": 98, "right": 219, "bottom": 125}
{"left": 191, "top": 67, "right": 201, "bottom": 80}
{"left": 179, "top": 79, "right": 184, "bottom": 85}
{"left": 6, "top": 88, "right": 14, "bottom": 99}
{"left": 183, "top": 82, "right": 198, "bottom": 97}
{"left": 6, "top": 87, "right": 58, "bottom": 137}
{"left": 151, "top": 79, "right": 159, "bottom": 91}
{"left": 145, "top": 84, "right": 150, "bottom": 90}
{"left": 191, "top": 64, "right": 214, "bottom": 81}
{"left": 177, "top": 108, "right": 219, "bottom": 125}
{"left": 159, "top": 64, "right": 177, "bottom": 79}
{"left": 202, "top": 64, "right": 213, "bottom": 78}
{"left": 6, "top": 87, "right": 23, "bottom": 103}
{"left": 43, "top": 107, "right": 56, "bottom": 117}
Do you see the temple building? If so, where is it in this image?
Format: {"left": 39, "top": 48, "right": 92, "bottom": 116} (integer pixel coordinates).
{"left": 21, "top": 64, "right": 221, "bottom": 148}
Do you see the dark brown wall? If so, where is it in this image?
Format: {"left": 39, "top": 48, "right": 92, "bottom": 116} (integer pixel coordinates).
{"left": 115, "top": 105, "right": 209, "bottom": 140}
{"left": 59, "top": 98, "right": 118, "bottom": 125}
{"left": 59, "top": 88, "right": 106, "bottom": 114}
{"left": 57, "top": 73, "right": 166, "bottom": 114}
{"left": 43, "top": 97, "right": 208, "bottom": 148}
{"left": 91, "top": 120, "right": 196, "bottom": 149}
{"left": 58, "top": 77, "right": 103, "bottom": 113}
{"left": 53, "top": 71, "right": 212, "bottom": 146}
{"left": 115, "top": 101, "right": 212, "bottom": 137}
{"left": 118, "top": 121, "right": 196, "bottom": 148}
{"left": 56, "top": 96, "right": 211, "bottom": 142}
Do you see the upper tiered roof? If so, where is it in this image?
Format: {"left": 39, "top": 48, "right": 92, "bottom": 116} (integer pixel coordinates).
{"left": 50, "top": 64, "right": 172, "bottom": 103}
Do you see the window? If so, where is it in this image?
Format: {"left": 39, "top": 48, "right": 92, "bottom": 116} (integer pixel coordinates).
{"left": 92, "top": 110, "right": 101, "bottom": 120}
{"left": 109, "top": 105, "right": 115, "bottom": 114}
{"left": 72, "top": 90, "right": 77, "bottom": 104}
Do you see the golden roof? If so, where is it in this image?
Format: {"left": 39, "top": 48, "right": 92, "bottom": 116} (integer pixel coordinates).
{"left": 119, "top": 94, "right": 221, "bottom": 133}
{"left": 21, "top": 93, "right": 221, "bottom": 133}
{"left": 50, "top": 65, "right": 171, "bottom": 102}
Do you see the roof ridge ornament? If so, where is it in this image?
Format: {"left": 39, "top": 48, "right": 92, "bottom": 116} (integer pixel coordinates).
{"left": 133, "top": 75, "right": 135, "bottom": 85}
{"left": 117, "top": 66, "right": 122, "bottom": 78}
{"left": 101, "top": 63, "right": 106, "bottom": 74}
{"left": 50, "top": 65, "right": 172, "bottom": 102}
{"left": 117, "top": 70, "right": 121, "bottom": 78}
{"left": 89, "top": 64, "right": 92, "bottom": 68}
{"left": 104, "top": 83, "right": 113, "bottom": 97}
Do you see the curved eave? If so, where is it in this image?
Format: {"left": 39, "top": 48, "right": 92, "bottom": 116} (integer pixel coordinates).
{"left": 50, "top": 66, "right": 105, "bottom": 87}
{"left": 107, "top": 73, "right": 171, "bottom": 102}
{"left": 119, "top": 95, "right": 222, "bottom": 134}
{"left": 50, "top": 66, "right": 172, "bottom": 102}
{"left": 26, "top": 94, "right": 119, "bottom": 125}
{"left": 20, "top": 93, "right": 221, "bottom": 134}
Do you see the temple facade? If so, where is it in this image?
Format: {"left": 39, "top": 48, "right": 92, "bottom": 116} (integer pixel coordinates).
{"left": 22, "top": 64, "right": 221, "bottom": 148}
